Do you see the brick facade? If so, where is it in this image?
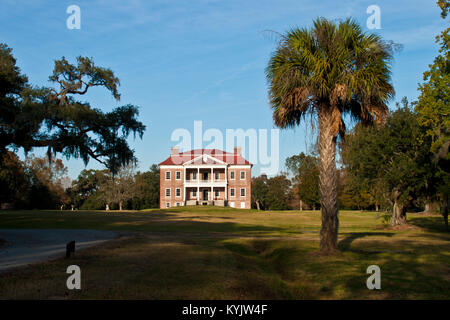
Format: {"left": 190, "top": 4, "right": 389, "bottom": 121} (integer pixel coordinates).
{"left": 159, "top": 148, "right": 252, "bottom": 209}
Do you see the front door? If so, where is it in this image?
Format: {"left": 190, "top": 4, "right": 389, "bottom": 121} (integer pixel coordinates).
{"left": 203, "top": 189, "right": 209, "bottom": 201}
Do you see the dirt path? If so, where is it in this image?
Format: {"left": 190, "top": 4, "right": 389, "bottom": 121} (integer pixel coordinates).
{"left": 0, "top": 229, "right": 117, "bottom": 273}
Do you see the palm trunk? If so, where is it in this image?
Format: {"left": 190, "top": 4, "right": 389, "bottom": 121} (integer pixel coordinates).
{"left": 318, "top": 109, "right": 339, "bottom": 253}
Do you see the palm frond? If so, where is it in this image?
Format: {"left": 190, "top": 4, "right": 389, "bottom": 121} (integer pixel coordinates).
{"left": 266, "top": 17, "right": 395, "bottom": 131}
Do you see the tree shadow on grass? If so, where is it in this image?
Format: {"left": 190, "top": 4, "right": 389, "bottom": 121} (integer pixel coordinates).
{"left": 171, "top": 215, "right": 234, "bottom": 220}
{"left": 408, "top": 216, "right": 448, "bottom": 233}
{"left": 338, "top": 232, "right": 394, "bottom": 253}
{"left": 0, "top": 209, "right": 285, "bottom": 240}
{"left": 98, "top": 209, "right": 286, "bottom": 236}
{"left": 341, "top": 240, "right": 450, "bottom": 299}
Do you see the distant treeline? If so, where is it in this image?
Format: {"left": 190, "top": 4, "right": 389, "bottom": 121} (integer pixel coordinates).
{"left": 67, "top": 164, "right": 160, "bottom": 210}
{"left": 0, "top": 154, "right": 160, "bottom": 210}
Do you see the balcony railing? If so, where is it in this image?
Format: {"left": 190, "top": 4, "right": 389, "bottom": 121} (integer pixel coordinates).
{"left": 185, "top": 179, "right": 226, "bottom": 182}
{"left": 184, "top": 179, "right": 227, "bottom": 186}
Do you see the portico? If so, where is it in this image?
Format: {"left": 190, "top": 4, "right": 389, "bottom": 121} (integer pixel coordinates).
{"left": 159, "top": 148, "right": 252, "bottom": 209}
{"left": 183, "top": 155, "right": 228, "bottom": 206}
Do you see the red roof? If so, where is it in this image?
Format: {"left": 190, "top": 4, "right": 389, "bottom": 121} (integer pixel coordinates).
{"left": 159, "top": 149, "right": 252, "bottom": 166}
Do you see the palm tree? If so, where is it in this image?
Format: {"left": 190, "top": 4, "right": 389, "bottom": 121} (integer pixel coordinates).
{"left": 266, "top": 18, "right": 394, "bottom": 253}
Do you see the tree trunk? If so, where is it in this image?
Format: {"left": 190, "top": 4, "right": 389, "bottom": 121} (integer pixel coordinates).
{"left": 391, "top": 191, "right": 407, "bottom": 226}
{"left": 299, "top": 200, "right": 303, "bottom": 211}
{"left": 119, "top": 201, "right": 123, "bottom": 211}
{"left": 423, "top": 200, "right": 439, "bottom": 214}
{"left": 318, "top": 109, "right": 339, "bottom": 253}
{"left": 443, "top": 194, "right": 449, "bottom": 232}
{"left": 105, "top": 203, "right": 109, "bottom": 211}
{"left": 375, "top": 203, "right": 380, "bottom": 212}
{"left": 444, "top": 206, "right": 449, "bottom": 232}
{"left": 256, "top": 200, "right": 261, "bottom": 211}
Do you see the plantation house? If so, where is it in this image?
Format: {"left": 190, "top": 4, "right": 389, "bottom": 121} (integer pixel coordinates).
{"left": 159, "top": 147, "right": 252, "bottom": 209}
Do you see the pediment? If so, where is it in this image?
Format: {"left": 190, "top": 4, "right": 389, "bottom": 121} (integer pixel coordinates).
{"left": 183, "top": 154, "right": 226, "bottom": 165}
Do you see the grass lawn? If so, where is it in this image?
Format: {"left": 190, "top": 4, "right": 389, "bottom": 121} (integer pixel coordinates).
{"left": 0, "top": 206, "right": 449, "bottom": 299}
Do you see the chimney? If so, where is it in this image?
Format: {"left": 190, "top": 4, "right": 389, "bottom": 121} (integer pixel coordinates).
{"left": 233, "top": 147, "right": 242, "bottom": 155}
{"left": 171, "top": 146, "right": 180, "bottom": 155}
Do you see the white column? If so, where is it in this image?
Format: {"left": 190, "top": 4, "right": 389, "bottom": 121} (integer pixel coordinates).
{"left": 225, "top": 166, "right": 228, "bottom": 202}
{"left": 211, "top": 167, "right": 213, "bottom": 201}
{"left": 183, "top": 167, "right": 186, "bottom": 204}
{"left": 197, "top": 167, "right": 200, "bottom": 202}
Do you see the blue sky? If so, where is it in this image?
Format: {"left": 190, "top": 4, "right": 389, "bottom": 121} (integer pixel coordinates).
{"left": 0, "top": 0, "right": 447, "bottom": 178}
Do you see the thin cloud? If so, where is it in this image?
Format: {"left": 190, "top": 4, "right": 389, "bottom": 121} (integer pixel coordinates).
{"left": 180, "top": 61, "right": 257, "bottom": 105}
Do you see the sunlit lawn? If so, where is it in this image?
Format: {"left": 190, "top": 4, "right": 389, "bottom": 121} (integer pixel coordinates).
{"left": 0, "top": 206, "right": 449, "bottom": 299}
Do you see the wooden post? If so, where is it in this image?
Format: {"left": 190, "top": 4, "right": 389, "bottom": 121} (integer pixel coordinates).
{"left": 66, "top": 241, "right": 75, "bottom": 258}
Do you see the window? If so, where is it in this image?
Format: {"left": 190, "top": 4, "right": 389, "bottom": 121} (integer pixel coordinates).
{"left": 230, "top": 188, "right": 235, "bottom": 197}
{"left": 230, "top": 171, "right": 235, "bottom": 180}
{"left": 165, "top": 188, "right": 171, "bottom": 197}
{"left": 166, "top": 202, "right": 170, "bottom": 208}
{"left": 193, "top": 172, "right": 197, "bottom": 180}
{"left": 193, "top": 190, "right": 197, "bottom": 197}
{"left": 240, "top": 202, "right": 245, "bottom": 208}
{"left": 176, "top": 171, "right": 181, "bottom": 180}
{"left": 240, "top": 171, "right": 245, "bottom": 180}
{"left": 215, "top": 172, "right": 219, "bottom": 180}
{"left": 176, "top": 202, "right": 180, "bottom": 207}
{"left": 229, "top": 202, "right": 235, "bottom": 208}
{"left": 215, "top": 190, "right": 219, "bottom": 197}
{"left": 240, "top": 188, "right": 245, "bottom": 197}
{"left": 176, "top": 188, "right": 181, "bottom": 197}
{"left": 203, "top": 172, "right": 208, "bottom": 181}
{"left": 165, "top": 171, "right": 171, "bottom": 180}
